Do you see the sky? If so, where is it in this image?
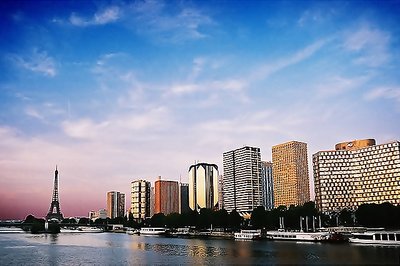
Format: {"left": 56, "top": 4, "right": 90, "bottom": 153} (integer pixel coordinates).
{"left": 1, "top": 0, "right": 400, "bottom": 220}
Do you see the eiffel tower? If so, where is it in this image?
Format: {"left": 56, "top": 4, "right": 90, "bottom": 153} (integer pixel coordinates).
{"left": 46, "top": 166, "right": 64, "bottom": 221}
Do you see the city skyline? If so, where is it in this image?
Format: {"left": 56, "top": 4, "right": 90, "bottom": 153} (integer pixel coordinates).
{"left": 1, "top": 0, "right": 400, "bottom": 219}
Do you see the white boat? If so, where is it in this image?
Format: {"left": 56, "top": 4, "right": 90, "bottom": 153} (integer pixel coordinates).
{"left": 0, "top": 227, "right": 24, "bottom": 233}
{"left": 266, "top": 230, "right": 330, "bottom": 242}
{"left": 139, "top": 227, "right": 167, "bottom": 235}
{"left": 235, "top": 229, "right": 261, "bottom": 240}
{"left": 349, "top": 231, "right": 400, "bottom": 245}
{"left": 79, "top": 227, "right": 103, "bottom": 233}
{"left": 170, "top": 227, "right": 190, "bottom": 237}
{"left": 60, "top": 227, "right": 103, "bottom": 233}
{"left": 126, "top": 228, "right": 139, "bottom": 235}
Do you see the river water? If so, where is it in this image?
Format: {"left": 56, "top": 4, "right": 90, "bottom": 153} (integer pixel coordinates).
{"left": 0, "top": 232, "right": 399, "bottom": 265}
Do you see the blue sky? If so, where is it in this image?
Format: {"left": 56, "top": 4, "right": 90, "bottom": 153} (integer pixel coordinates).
{"left": 1, "top": 0, "right": 400, "bottom": 219}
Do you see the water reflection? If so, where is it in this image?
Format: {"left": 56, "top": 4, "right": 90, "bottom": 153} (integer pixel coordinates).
{"left": 129, "top": 239, "right": 226, "bottom": 258}
{"left": 3, "top": 233, "right": 398, "bottom": 265}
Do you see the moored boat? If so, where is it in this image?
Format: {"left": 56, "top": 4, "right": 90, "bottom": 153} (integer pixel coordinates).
{"left": 349, "top": 231, "right": 400, "bottom": 245}
{"left": 169, "top": 227, "right": 190, "bottom": 237}
{"left": 126, "top": 228, "right": 139, "bottom": 235}
{"left": 60, "top": 227, "right": 103, "bottom": 233}
{"left": 266, "top": 230, "right": 330, "bottom": 242}
{"left": 0, "top": 227, "right": 24, "bottom": 233}
{"left": 234, "top": 229, "right": 262, "bottom": 240}
{"left": 139, "top": 227, "right": 167, "bottom": 235}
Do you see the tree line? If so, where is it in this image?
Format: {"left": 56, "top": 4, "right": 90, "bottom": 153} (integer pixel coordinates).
{"left": 24, "top": 201, "right": 400, "bottom": 231}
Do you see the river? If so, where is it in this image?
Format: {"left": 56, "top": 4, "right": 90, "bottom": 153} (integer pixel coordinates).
{"left": 0, "top": 232, "right": 399, "bottom": 265}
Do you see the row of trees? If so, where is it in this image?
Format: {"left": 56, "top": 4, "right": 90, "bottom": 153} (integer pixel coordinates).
{"left": 356, "top": 203, "right": 400, "bottom": 228}
{"left": 24, "top": 202, "right": 400, "bottom": 231}
{"left": 23, "top": 215, "right": 60, "bottom": 233}
{"left": 251, "top": 202, "right": 400, "bottom": 230}
{"left": 139, "top": 202, "right": 400, "bottom": 230}
{"left": 146, "top": 209, "right": 243, "bottom": 230}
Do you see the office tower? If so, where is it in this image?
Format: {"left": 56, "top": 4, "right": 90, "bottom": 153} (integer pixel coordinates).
{"left": 106, "top": 191, "right": 125, "bottom": 219}
{"left": 179, "top": 183, "right": 190, "bottom": 214}
{"left": 89, "top": 209, "right": 107, "bottom": 221}
{"left": 222, "top": 146, "right": 262, "bottom": 213}
{"left": 272, "top": 141, "right": 310, "bottom": 208}
{"left": 154, "top": 177, "right": 179, "bottom": 215}
{"left": 261, "top": 161, "right": 274, "bottom": 210}
{"left": 218, "top": 175, "right": 224, "bottom": 210}
{"left": 150, "top": 186, "right": 155, "bottom": 217}
{"left": 130, "top": 180, "right": 151, "bottom": 221}
{"left": 313, "top": 139, "right": 400, "bottom": 212}
{"left": 188, "top": 163, "right": 219, "bottom": 211}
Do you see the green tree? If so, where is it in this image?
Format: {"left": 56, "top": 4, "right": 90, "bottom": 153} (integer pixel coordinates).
{"left": 251, "top": 206, "right": 266, "bottom": 229}
{"left": 339, "top": 209, "right": 354, "bottom": 226}
{"left": 301, "top": 201, "right": 318, "bottom": 217}
{"left": 31, "top": 218, "right": 45, "bottom": 234}
{"left": 213, "top": 209, "right": 229, "bottom": 228}
{"left": 24, "top": 214, "right": 36, "bottom": 224}
{"left": 228, "top": 210, "right": 243, "bottom": 230}
{"left": 150, "top": 213, "right": 166, "bottom": 227}
{"left": 166, "top": 213, "right": 181, "bottom": 228}
{"left": 181, "top": 210, "right": 198, "bottom": 227}
{"left": 198, "top": 208, "right": 213, "bottom": 229}
{"left": 78, "top": 218, "right": 90, "bottom": 225}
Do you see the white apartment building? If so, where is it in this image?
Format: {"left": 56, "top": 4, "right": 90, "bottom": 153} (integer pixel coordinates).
{"left": 131, "top": 180, "right": 151, "bottom": 221}
{"left": 222, "top": 146, "right": 262, "bottom": 213}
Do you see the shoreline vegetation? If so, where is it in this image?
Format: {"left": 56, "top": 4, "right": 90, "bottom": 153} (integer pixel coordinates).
{"left": 2, "top": 201, "right": 399, "bottom": 235}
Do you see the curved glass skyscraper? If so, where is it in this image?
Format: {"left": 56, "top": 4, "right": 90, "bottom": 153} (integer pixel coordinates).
{"left": 188, "top": 163, "right": 219, "bottom": 211}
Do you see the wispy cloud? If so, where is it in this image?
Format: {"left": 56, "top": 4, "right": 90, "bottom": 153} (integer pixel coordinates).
{"left": 69, "top": 6, "right": 120, "bottom": 26}
{"left": 25, "top": 107, "right": 45, "bottom": 121}
{"left": 316, "top": 75, "right": 371, "bottom": 98}
{"left": 9, "top": 49, "right": 56, "bottom": 77}
{"left": 297, "top": 7, "right": 336, "bottom": 27}
{"left": 62, "top": 106, "right": 171, "bottom": 141}
{"left": 364, "top": 86, "right": 400, "bottom": 104}
{"left": 130, "top": 0, "right": 214, "bottom": 42}
{"left": 168, "top": 78, "right": 246, "bottom": 96}
{"left": 62, "top": 119, "right": 109, "bottom": 140}
{"left": 343, "top": 25, "right": 391, "bottom": 67}
{"left": 250, "top": 38, "right": 329, "bottom": 81}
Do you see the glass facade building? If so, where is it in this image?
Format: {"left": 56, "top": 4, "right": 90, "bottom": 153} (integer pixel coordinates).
{"left": 179, "top": 183, "right": 190, "bottom": 214}
{"left": 261, "top": 161, "right": 274, "bottom": 210}
{"left": 188, "top": 163, "right": 219, "bottom": 211}
{"left": 106, "top": 191, "right": 125, "bottom": 219}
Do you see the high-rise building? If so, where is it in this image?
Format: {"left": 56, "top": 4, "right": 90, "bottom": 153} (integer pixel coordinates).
{"left": 154, "top": 177, "right": 179, "bottom": 215}
{"left": 106, "top": 191, "right": 125, "bottom": 219}
{"left": 179, "top": 183, "right": 190, "bottom": 214}
{"left": 261, "top": 161, "right": 274, "bottom": 210}
{"left": 150, "top": 186, "right": 155, "bottom": 217}
{"left": 222, "top": 146, "right": 262, "bottom": 213}
{"left": 89, "top": 209, "right": 107, "bottom": 221}
{"left": 218, "top": 175, "right": 224, "bottom": 210}
{"left": 188, "top": 163, "right": 219, "bottom": 212}
{"left": 313, "top": 139, "right": 400, "bottom": 212}
{"left": 272, "top": 141, "right": 310, "bottom": 207}
{"left": 130, "top": 180, "right": 151, "bottom": 221}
